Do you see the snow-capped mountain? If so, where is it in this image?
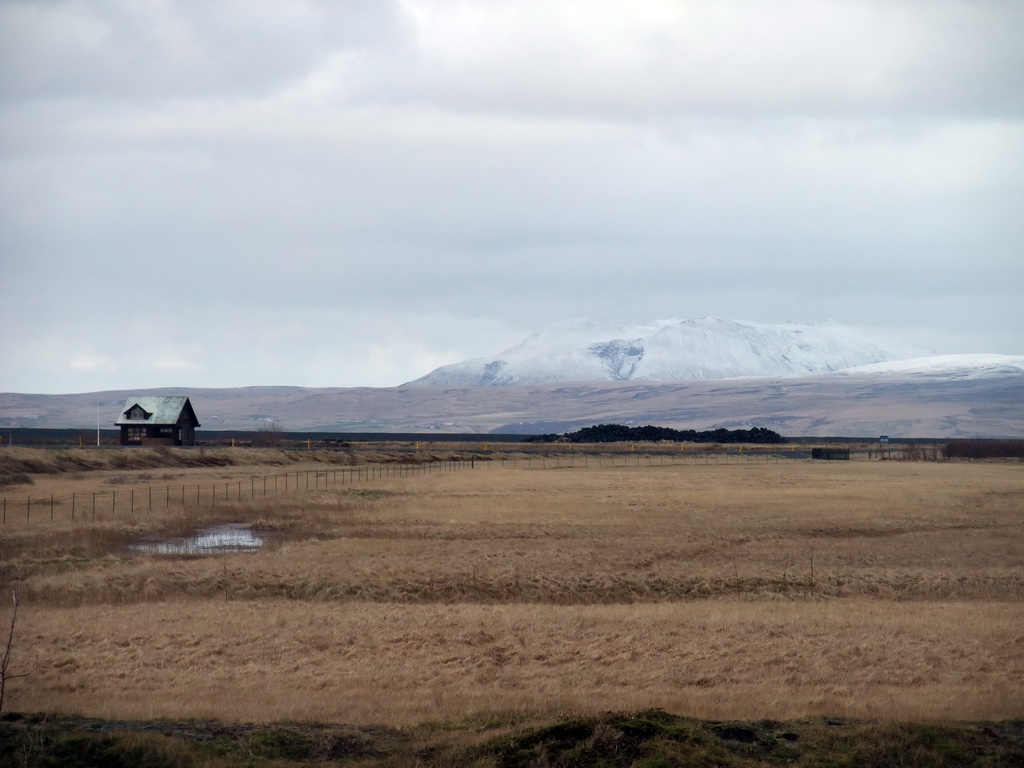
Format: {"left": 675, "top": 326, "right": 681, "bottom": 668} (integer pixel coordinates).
{"left": 406, "top": 317, "right": 921, "bottom": 387}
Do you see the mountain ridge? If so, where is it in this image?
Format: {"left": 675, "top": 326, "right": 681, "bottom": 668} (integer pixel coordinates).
{"left": 407, "top": 317, "right": 923, "bottom": 386}
{"left": 3, "top": 362, "right": 1022, "bottom": 438}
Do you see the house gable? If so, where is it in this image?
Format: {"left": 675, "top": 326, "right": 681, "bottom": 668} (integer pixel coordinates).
{"left": 176, "top": 398, "right": 200, "bottom": 428}
{"left": 124, "top": 404, "right": 152, "bottom": 422}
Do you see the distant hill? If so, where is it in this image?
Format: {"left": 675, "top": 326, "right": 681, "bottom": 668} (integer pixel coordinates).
{"left": 3, "top": 317, "right": 1021, "bottom": 438}
{"left": 3, "top": 362, "right": 1023, "bottom": 438}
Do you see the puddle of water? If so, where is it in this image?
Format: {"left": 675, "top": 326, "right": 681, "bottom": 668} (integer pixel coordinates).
{"left": 130, "top": 523, "right": 266, "bottom": 556}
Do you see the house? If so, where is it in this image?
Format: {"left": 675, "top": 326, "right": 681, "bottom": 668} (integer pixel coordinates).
{"left": 116, "top": 396, "right": 200, "bottom": 446}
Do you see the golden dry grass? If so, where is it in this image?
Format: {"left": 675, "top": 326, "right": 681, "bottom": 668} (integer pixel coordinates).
{"left": 13, "top": 600, "right": 1024, "bottom": 726}
{"left": 1, "top": 452, "right": 1022, "bottom": 726}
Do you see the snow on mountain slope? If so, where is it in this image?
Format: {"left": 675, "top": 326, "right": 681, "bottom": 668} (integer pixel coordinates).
{"left": 406, "top": 317, "right": 920, "bottom": 386}
{"left": 835, "top": 354, "right": 1024, "bottom": 379}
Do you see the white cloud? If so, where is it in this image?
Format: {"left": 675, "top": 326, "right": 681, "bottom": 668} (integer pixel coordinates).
{"left": 381, "top": 0, "right": 1024, "bottom": 119}
{"left": 68, "top": 354, "right": 117, "bottom": 373}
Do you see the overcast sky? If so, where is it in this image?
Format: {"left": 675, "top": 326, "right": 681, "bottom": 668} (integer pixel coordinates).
{"left": 2, "top": 0, "right": 1022, "bottom": 393}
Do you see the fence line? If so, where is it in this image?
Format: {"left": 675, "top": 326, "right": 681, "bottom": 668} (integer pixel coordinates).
{"left": 0, "top": 446, "right": 905, "bottom": 526}
{"left": 2, "top": 459, "right": 472, "bottom": 526}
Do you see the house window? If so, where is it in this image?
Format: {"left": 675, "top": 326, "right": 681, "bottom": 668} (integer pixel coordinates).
{"left": 130, "top": 407, "right": 147, "bottom": 420}
{"left": 126, "top": 427, "right": 145, "bottom": 443}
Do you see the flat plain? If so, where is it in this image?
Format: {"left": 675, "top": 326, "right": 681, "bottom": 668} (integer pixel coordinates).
{"left": 2, "top": 446, "right": 1021, "bottom": 734}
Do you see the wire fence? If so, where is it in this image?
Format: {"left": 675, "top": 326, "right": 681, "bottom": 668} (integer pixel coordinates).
{"left": 0, "top": 444, "right": 921, "bottom": 526}
{"left": 2, "top": 459, "right": 473, "bottom": 526}
{"left": 482, "top": 446, "right": 881, "bottom": 467}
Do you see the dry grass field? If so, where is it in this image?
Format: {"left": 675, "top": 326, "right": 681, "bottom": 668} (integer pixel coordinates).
{"left": 1, "top": 447, "right": 1022, "bottom": 737}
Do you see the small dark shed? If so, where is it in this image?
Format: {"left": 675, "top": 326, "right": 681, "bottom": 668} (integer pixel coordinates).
{"left": 116, "top": 396, "right": 200, "bottom": 446}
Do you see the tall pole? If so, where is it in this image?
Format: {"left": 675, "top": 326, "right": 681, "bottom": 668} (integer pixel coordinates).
{"left": 96, "top": 400, "right": 100, "bottom": 447}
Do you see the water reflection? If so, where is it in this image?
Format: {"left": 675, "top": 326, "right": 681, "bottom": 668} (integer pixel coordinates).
{"left": 130, "top": 523, "right": 265, "bottom": 556}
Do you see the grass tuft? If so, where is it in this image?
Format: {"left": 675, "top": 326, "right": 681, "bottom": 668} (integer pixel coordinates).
{"left": 0, "top": 472, "right": 33, "bottom": 488}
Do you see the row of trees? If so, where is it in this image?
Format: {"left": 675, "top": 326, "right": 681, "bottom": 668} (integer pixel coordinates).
{"left": 527, "top": 424, "right": 785, "bottom": 444}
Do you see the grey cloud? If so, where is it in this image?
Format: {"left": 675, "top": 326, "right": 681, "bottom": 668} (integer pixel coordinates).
{"left": 356, "top": 0, "right": 1024, "bottom": 119}
{"left": 0, "top": 0, "right": 402, "bottom": 102}
{"left": 1, "top": 0, "right": 1021, "bottom": 393}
